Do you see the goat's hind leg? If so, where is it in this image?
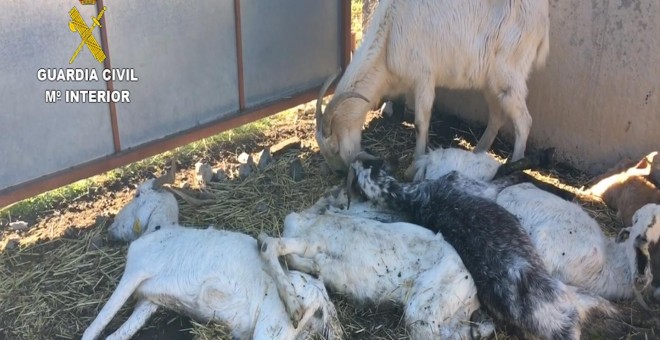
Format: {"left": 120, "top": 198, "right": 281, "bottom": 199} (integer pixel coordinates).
{"left": 82, "top": 273, "right": 148, "bottom": 340}
{"left": 495, "top": 75, "right": 532, "bottom": 161}
{"left": 257, "top": 233, "right": 320, "bottom": 327}
{"left": 106, "top": 299, "right": 159, "bottom": 340}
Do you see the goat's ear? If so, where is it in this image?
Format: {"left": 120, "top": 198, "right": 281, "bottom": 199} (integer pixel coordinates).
{"left": 629, "top": 155, "right": 653, "bottom": 176}
{"left": 616, "top": 227, "right": 631, "bottom": 243}
{"left": 364, "top": 158, "right": 384, "bottom": 178}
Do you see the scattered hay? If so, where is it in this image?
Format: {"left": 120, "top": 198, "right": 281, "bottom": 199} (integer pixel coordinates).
{"left": 0, "top": 106, "right": 657, "bottom": 339}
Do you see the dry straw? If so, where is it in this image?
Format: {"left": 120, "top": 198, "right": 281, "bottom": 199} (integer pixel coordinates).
{"left": 0, "top": 108, "right": 657, "bottom": 339}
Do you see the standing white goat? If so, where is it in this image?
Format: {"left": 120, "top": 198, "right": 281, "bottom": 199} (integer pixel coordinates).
{"left": 315, "top": 0, "right": 550, "bottom": 178}
{"left": 83, "top": 176, "right": 340, "bottom": 340}
{"left": 258, "top": 187, "right": 495, "bottom": 340}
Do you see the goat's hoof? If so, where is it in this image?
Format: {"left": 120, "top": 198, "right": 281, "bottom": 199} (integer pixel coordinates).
{"left": 257, "top": 233, "right": 270, "bottom": 253}
{"left": 287, "top": 303, "right": 304, "bottom": 329}
{"left": 403, "top": 164, "right": 416, "bottom": 182}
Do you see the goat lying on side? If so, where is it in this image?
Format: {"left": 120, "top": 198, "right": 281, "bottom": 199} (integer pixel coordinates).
{"left": 498, "top": 184, "right": 660, "bottom": 303}
{"left": 83, "top": 175, "right": 340, "bottom": 340}
{"left": 315, "top": 0, "right": 550, "bottom": 178}
{"left": 412, "top": 146, "right": 660, "bottom": 302}
{"left": 107, "top": 160, "right": 214, "bottom": 243}
{"left": 587, "top": 151, "right": 660, "bottom": 226}
{"left": 413, "top": 147, "right": 575, "bottom": 201}
{"left": 350, "top": 157, "right": 616, "bottom": 339}
{"left": 258, "top": 187, "right": 495, "bottom": 340}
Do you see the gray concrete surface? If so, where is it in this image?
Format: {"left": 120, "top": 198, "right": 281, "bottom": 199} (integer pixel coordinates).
{"left": 434, "top": 0, "right": 659, "bottom": 173}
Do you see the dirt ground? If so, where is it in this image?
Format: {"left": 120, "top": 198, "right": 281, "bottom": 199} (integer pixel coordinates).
{"left": 0, "top": 103, "right": 658, "bottom": 340}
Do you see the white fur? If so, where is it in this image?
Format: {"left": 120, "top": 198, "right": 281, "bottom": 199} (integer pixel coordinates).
{"left": 497, "top": 185, "right": 660, "bottom": 301}
{"left": 258, "top": 187, "right": 494, "bottom": 340}
{"left": 414, "top": 148, "right": 500, "bottom": 182}
{"left": 316, "top": 0, "right": 550, "bottom": 175}
{"left": 83, "top": 226, "right": 339, "bottom": 340}
{"left": 85, "top": 180, "right": 339, "bottom": 340}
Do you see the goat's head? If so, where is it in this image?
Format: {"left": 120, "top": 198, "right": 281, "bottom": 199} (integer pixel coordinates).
{"left": 107, "top": 163, "right": 178, "bottom": 242}
{"left": 346, "top": 152, "right": 396, "bottom": 207}
{"left": 626, "top": 203, "right": 660, "bottom": 302}
{"left": 287, "top": 271, "right": 342, "bottom": 340}
{"left": 315, "top": 69, "right": 370, "bottom": 174}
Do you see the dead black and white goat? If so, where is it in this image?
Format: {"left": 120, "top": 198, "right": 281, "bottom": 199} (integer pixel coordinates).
{"left": 349, "top": 155, "right": 616, "bottom": 339}
{"left": 258, "top": 186, "right": 496, "bottom": 339}
{"left": 83, "top": 170, "right": 340, "bottom": 340}
{"left": 416, "top": 147, "right": 660, "bottom": 304}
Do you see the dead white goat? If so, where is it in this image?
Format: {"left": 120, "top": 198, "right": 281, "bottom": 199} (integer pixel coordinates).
{"left": 84, "top": 180, "right": 340, "bottom": 340}
{"left": 413, "top": 148, "right": 501, "bottom": 183}
{"left": 258, "top": 187, "right": 495, "bottom": 340}
{"left": 414, "top": 147, "right": 575, "bottom": 201}
{"left": 416, "top": 148, "right": 660, "bottom": 302}
{"left": 497, "top": 184, "right": 660, "bottom": 303}
{"left": 315, "top": 0, "right": 550, "bottom": 178}
{"left": 107, "top": 162, "right": 214, "bottom": 242}
{"left": 83, "top": 226, "right": 340, "bottom": 340}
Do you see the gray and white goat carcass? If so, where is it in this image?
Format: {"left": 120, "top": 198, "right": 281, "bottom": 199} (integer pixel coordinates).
{"left": 416, "top": 147, "right": 660, "bottom": 303}
{"left": 258, "top": 187, "right": 495, "bottom": 340}
{"left": 83, "top": 171, "right": 340, "bottom": 340}
{"left": 315, "top": 0, "right": 550, "bottom": 178}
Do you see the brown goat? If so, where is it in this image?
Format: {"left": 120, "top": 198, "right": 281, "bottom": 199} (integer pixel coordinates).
{"left": 588, "top": 152, "right": 660, "bottom": 226}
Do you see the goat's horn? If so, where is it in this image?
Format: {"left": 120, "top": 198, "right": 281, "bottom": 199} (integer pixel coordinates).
{"left": 316, "top": 68, "right": 342, "bottom": 134}
{"left": 153, "top": 158, "right": 177, "bottom": 189}
{"left": 321, "top": 91, "right": 370, "bottom": 137}
{"left": 354, "top": 151, "right": 380, "bottom": 162}
{"left": 163, "top": 186, "right": 215, "bottom": 206}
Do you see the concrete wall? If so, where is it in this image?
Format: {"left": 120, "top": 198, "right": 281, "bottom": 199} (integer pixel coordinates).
{"left": 434, "top": 0, "right": 659, "bottom": 173}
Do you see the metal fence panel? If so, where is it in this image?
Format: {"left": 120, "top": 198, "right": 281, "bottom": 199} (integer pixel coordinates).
{"left": 0, "top": 0, "right": 350, "bottom": 207}
{"left": 0, "top": 1, "right": 114, "bottom": 190}
{"left": 105, "top": 0, "right": 240, "bottom": 149}
{"left": 241, "top": 0, "right": 341, "bottom": 107}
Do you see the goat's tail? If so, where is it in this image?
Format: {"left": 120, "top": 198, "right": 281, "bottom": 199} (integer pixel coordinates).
{"left": 569, "top": 285, "right": 619, "bottom": 323}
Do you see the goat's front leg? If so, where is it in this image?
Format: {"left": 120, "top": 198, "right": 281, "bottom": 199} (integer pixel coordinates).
{"left": 404, "top": 82, "right": 435, "bottom": 181}
{"left": 258, "top": 233, "right": 320, "bottom": 328}
{"left": 106, "top": 299, "right": 159, "bottom": 340}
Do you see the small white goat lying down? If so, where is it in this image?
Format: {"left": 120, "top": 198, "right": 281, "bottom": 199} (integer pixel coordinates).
{"left": 417, "top": 147, "right": 660, "bottom": 302}
{"left": 258, "top": 187, "right": 495, "bottom": 340}
{"left": 107, "top": 160, "right": 215, "bottom": 243}
{"left": 315, "top": 0, "right": 550, "bottom": 178}
{"left": 83, "top": 175, "right": 340, "bottom": 340}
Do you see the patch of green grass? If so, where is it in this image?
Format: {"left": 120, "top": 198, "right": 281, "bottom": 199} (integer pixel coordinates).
{"left": 0, "top": 108, "right": 300, "bottom": 221}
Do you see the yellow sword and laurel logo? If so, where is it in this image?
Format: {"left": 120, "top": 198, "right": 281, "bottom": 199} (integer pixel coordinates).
{"left": 68, "top": 5, "right": 107, "bottom": 64}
